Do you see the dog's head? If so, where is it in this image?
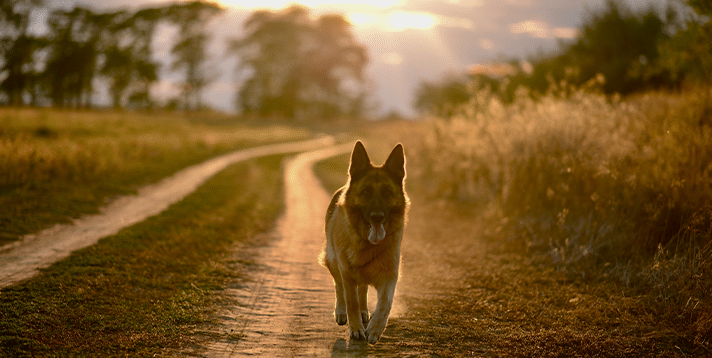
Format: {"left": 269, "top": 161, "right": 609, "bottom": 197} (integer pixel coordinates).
{"left": 345, "top": 141, "right": 408, "bottom": 245}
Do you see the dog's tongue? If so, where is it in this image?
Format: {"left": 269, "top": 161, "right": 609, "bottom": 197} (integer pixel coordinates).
{"left": 368, "top": 223, "right": 386, "bottom": 244}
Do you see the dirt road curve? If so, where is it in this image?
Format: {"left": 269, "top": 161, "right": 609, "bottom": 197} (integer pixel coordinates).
{"left": 0, "top": 137, "right": 334, "bottom": 288}
{"left": 190, "top": 145, "right": 411, "bottom": 357}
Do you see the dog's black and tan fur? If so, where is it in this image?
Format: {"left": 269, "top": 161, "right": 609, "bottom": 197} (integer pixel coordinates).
{"left": 320, "top": 141, "right": 409, "bottom": 344}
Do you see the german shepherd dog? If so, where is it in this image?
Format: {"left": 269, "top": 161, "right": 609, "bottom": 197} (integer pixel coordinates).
{"left": 320, "top": 141, "right": 409, "bottom": 344}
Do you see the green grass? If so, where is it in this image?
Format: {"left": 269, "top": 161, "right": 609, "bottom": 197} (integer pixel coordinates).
{"left": 0, "top": 155, "right": 285, "bottom": 357}
{"left": 0, "top": 108, "right": 310, "bottom": 245}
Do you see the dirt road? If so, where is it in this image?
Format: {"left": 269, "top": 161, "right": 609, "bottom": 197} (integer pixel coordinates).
{"left": 0, "top": 137, "right": 334, "bottom": 288}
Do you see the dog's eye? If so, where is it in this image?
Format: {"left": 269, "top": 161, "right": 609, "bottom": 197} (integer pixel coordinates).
{"left": 360, "top": 186, "right": 373, "bottom": 196}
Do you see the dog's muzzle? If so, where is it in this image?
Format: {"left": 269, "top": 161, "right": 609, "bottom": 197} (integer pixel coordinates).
{"left": 368, "top": 212, "right": 386, "bottom": 244}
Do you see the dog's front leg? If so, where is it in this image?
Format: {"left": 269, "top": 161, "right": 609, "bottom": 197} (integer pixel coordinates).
{"left": 358, "top": 284, "right": 370, "bottom": 325}
{"left": 366, "top": 279, "right": 396, "bottom": 344}
{"left": 342, "top": 275, "right": 366, "bottom": 339}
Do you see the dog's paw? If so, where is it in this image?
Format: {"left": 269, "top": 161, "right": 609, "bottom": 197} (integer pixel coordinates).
{"left": 365, "top": 327, "right": 383, "bottom": 344}
{"left": 366, "top": 318, "right": 386, "bottom": 344}
{"left": 349, "top": 325, "right": 366, "bottom": 340}
{"left": 360, "top": 311, "right": 370, "bottom": 325}
{"left": 334, "top": 311, "right": 347, "bottom": 326}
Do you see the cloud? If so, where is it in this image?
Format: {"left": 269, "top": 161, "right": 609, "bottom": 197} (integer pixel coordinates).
{"left": 509, "top": 20, "right": 578, "bottom": 39}
{"left": 478, "top": 39, "right": 494, "bottom": 51}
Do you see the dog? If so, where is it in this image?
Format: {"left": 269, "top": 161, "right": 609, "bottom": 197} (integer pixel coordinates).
{"left": 320, "top": 141, "right": 409, "bottom": 344}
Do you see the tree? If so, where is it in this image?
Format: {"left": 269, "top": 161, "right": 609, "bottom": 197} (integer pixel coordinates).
{"left": 168, "top": 1, "right": 224, "bottom": 111}
{"left": 566, "top": 0, "right": 674, "bottom": 94}
{"left": 229, "top": 6, "right": 369, "bottom": 119}
{"left": 44, "top": 7, "right": 107, "bottom": 108}
{"left": 230, "top": 6, "right": 309, "bottom": 117}
{"left": 124, "top": 7, "right": 164, "bottom": 108}
{"left": 100, "top": 7, "right": 164, "bottom": 108}
{"left": 413, "top": 76, "right": 469, "bottom": 117}
{"left": 0, "top": 0, "right": 45, "bottom": 106}
{"left": 658, "top": 0, "right": 712, "bottom": 85}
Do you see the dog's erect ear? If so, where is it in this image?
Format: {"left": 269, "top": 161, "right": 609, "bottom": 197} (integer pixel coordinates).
{"left": 383, "top": 143, "right": 406, "bottom": 182}
{"left": 349, "top": 141, "right": 372, "bottom": 180}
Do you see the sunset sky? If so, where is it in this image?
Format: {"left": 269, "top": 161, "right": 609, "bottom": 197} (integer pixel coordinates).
{"left": 42, "top": 0, "right": 670, "bottom": 116}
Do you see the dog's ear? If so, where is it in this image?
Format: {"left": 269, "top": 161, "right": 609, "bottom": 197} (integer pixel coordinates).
{"left": 349, "top": 141, "right": 372, "bottom": 180}
{"left": 383, "top": 143, "right": 406, "bottom": 182}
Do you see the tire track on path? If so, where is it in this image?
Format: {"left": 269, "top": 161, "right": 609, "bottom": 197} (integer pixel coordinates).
{"left": 195, "top": 144, "right": 409, "bottom": 357}
{"left": 0, "top": 137, "right": 334, "bottom": 288}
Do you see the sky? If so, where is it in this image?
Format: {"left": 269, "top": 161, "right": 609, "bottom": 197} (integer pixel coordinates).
{"left": 42, "top": 0, "right": 671, "bottom": 116}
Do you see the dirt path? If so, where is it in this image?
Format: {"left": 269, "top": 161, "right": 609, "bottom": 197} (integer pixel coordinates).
{"left": 190, "top": 144, "right": 420, "bottom": 357}
{"left": 0, "top": 137, "right": 334, "bottom": 288}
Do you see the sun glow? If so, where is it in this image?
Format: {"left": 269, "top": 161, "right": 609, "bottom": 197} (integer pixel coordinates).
{"left": 217, "top": 0, "right": 400, "bottom": 10}
{"left": 388, "top": 11, "right": 438, "bottom": 31}
{"left": 347, "top": 11, "right": 444, "bottom": 31}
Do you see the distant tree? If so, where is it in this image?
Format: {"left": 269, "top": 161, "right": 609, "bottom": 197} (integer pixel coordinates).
{"left": 302, "top": 14, "right": 368, "bottom": 118}
{"left": 44, "top": 7, "right": 105, "bottom": 108}
{"left": 100, "top": 7, "right": 164, "bottom": 108}
{"left": 566, "top": 0, "right": 674, "bottom": 94}
{"left": 0, "top": 0, "right": 45, "bottom": 106}
{"left": 229, "top": 5, "right": 368, "bottom": 119}
{"left": 230, "top": 6, "right": 310, "bottom": 117}
{"left": 0, "top": 0, "right": 42, "bottom": 35}
{"left": 413, "top": 76, "right": 469, "bottom": 117}
{"left": 124, "top": 7, "right": 164, "bottom": 108}
{"left": 658, "top": 0, "right": 712, "bottom": 85}
{"left": 168, "top": 1, "right": 224, "bottom": 111}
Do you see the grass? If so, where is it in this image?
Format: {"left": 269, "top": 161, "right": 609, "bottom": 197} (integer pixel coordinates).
{"left": 0, "top": 155, "right": 285, "bottom": 357}
{"left": 388, "top": 200, "right": 706, "bottom": 357}
{"left": 0, "top": 108, "right": 310, "bottom": 245}
{"left": 389, "top": 199, "right": 709, "bottom": 357}
{"left": 411, "top": 84, "right": 712, "bottom": 351}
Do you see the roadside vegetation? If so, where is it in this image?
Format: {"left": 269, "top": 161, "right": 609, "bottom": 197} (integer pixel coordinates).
{"left": 0, "top": 155, "right": 285, "bottom": 357}
{"left": 0, "top": 108, "right": 310, "bottom": 245}
{"left": 412, "top": 85, "right": 711, "bottom": 352}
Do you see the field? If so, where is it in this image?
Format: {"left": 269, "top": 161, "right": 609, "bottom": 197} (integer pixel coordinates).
{"left": 1, "top": 94, "right": 711, "bottom": 355}
{"left": 0, "top": 108, "right": 310, "bottom": 245}
{"left": 409, "top": 85, "right": 712, "bottom": 348}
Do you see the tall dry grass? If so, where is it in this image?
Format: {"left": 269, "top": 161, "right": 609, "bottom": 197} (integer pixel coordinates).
{"left": 414, "top": 82, "right": 712, "bottom": 344}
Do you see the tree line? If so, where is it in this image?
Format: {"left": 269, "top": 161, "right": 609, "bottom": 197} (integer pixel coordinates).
{"left": 0, "top": 0, "right": 224, "bottom": 110}
{"left": 414, "top": 0, "right": 712, "bottom": 117}
{"left": 1, "top": 1, "right": 368, "bottom": 119}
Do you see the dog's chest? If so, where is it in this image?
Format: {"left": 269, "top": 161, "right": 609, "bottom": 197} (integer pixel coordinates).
{"left": 344, "top": 239, "right": 400, "bottom": 284}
